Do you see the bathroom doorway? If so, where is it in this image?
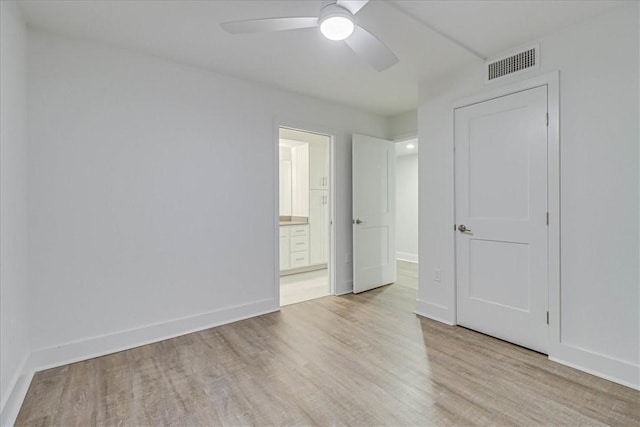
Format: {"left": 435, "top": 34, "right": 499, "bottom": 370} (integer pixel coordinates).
{"left": 278, "top": 127, "right": 333, "bottom": 306}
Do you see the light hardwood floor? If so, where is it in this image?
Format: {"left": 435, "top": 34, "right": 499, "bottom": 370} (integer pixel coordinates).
{"left": 16, "top": 261, "right": 639, "bottom": 426}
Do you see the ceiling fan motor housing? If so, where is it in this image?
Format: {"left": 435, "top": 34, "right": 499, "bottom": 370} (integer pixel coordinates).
{"left": 320, "top": 1, "right": 353, "bottom": 20}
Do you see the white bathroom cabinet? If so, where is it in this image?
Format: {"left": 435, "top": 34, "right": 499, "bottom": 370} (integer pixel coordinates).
{"left": 309, "top": 190, "right": 329, "bottom": 265}
{"left": 308, "top": 141, "right": 328, "bottom": 190}
{"left": 280, "top": 224, "right": 309, "bottom": 271}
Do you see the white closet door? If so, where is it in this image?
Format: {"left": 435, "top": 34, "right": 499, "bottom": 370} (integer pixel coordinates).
{"left": 455, "top": 85, "right": 549, "bottom": 353}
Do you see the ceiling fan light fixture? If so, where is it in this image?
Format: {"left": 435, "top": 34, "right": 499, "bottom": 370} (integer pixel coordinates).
{"left": 320, "top": 16, "right": 354, "bottom": 40}
{"left": 319, "top": 4, "right": 354, "bottom": 41}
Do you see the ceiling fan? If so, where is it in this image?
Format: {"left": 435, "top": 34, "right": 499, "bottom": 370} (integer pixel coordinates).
{"left": 220, "top": 0, "right": 398, "bottom": 72}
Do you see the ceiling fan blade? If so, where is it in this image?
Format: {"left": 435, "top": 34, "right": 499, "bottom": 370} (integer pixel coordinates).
{"left": 336, "top": 0, "right": 370, "bottom": 15}
{"left": 345, "top": 25, "right": 398, "bottom": 71}
{"left": 221, "top": 17, "right": 318, "bottom": 34}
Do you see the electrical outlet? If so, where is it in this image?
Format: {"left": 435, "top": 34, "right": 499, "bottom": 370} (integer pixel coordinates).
{"left": 433, "top": 268, "right": 441, "bottom": 282}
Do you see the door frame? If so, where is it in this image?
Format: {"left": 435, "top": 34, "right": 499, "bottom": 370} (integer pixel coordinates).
{"left": 452, "top": 71, "right": 560, "bottom": 354}
{"left": 272, "top": 118, "right": 337, "bottom": 305}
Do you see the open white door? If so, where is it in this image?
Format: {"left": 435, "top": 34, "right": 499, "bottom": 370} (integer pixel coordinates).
{"left": 352, "top": 134, "right": 396, "bottom": 293}
{"left": 455, "top": 86, "right": 548, "bottom": 353}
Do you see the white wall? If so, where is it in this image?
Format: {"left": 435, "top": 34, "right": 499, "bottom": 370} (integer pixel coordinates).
{"left": 395, "top": 154, "right": 418, "bottom": 263}
{"left": 27, "top": 30, "right": 387, "bottom": 367}
{"left": 417, "top": 3, "right": 639, "bottom": 388}
{"left": 388, "top": 110, "right": 417, "bottom": 140}
{"left": 0, "top": 1, "right": 31, "bottom": 423}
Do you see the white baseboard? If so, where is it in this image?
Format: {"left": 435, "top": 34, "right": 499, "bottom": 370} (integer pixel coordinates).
{"left": 1, "top": 298, "right": 278, "bottom": 426}
{"left": 549, "top": 343, "right": 640, "bottom": 390}
{"left": 414, "top": 297, "right": 638, "bottom": 389}
{"left": 0, "top": 353, "right": 33, "bottom": 427}
{"left": 29, "top": 298, "right": 279, "bottom": 373}
{"left": 6, "top": 293, "right": 636, "bottom": 427}
{"left": 396, "top": 252, "right": 418, "bottom": 263}
{"left": 415, "top": 298, "right": 455, "bottom": 325}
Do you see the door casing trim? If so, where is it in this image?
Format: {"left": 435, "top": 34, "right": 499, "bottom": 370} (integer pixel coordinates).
{"left": 273, "top": 118, "right": 337, "bottom": 306}
{"left": 451, "top": 71, "right": 560, "bottom": 356}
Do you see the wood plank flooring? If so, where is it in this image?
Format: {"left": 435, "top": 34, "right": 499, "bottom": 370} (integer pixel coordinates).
{"left": 16, "top": 261, "right": 639, "bottom": 426}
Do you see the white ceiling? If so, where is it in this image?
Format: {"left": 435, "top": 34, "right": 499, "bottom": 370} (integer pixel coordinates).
{"left": 18, "top": 0, "right": 626, "bottom": 117}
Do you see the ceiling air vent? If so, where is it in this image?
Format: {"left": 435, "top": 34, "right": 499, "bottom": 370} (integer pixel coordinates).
{"left": 485, "top": 45, "right": 539, "bottom": 83}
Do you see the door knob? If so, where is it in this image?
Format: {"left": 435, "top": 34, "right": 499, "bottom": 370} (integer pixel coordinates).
{"left": 354, "top": 219, "right": 366, "bottom": 224}
{"left": 458, "top": 224, "right": 472, "bottom": 233}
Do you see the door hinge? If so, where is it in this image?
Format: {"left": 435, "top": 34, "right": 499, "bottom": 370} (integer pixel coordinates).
{"left": 546, "top": 311, "right": 549, "bottom": 325}
{"left": 546, "top": 212, "right": 549, "bottom": 225}
{"left": 454, "top": 224, "right": 456, "bottom": 231}
{"left": 545, "top": 112, "right": 549, "bottom": 126}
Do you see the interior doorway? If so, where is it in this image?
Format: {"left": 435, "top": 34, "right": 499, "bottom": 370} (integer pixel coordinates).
{"left": 350, "top": 133, "right": 419, "bottom": 296}
{"left": 278, "top": 127, "right": 332, "bottom": 306}
{"left": 394, "top": 138, "right": 419, "bottom": 297}
{"left": 395, "top": 138, "right": 419, "bottom": 264}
